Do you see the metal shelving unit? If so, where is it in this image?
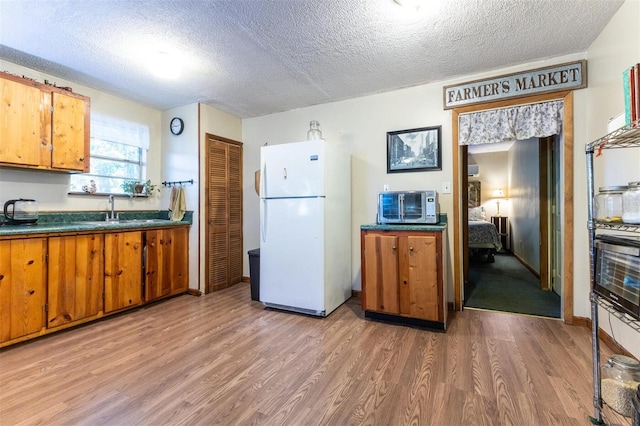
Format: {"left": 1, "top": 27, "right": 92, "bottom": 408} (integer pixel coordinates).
{"left": 585, "top": 119, "right": 640, "bottom": 424}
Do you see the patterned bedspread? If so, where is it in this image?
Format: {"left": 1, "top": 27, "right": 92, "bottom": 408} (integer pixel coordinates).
{"left": 469, "top": 220, "right": 503, "bottom": 251}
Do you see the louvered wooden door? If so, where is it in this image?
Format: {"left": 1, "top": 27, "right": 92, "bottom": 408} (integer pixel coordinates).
{"left": 206, "top": 134, "right": 243, "bottom": 293}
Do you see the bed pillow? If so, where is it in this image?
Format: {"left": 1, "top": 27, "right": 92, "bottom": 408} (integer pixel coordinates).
{"left": 468, "top": 207, "right": 486, "bottom": 221}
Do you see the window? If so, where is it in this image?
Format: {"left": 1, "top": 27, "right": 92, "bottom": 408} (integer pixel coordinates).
{"left": 70, "top": 114, "right": 149, "bottom": 194}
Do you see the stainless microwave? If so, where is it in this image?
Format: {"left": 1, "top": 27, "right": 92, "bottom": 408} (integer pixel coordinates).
{"left": 377, "top": 190, "right": 439, "bottom": 224}
{"left": 594, "top": 234, "right": 640, "bottom": 321}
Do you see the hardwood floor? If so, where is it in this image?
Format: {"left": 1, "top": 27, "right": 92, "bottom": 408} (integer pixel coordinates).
{"left": 0, "top": 283, "right": 630, "bottom": 425}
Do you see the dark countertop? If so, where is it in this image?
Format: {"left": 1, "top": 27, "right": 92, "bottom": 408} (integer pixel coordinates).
{"left": 0, "top": 210, "right": 192, "bottom": 237}
{"left": 361, "top": 214, "right": 447, "bottom": 232}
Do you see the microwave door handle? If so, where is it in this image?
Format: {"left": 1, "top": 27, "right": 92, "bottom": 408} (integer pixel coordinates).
{"left": 399, "top": 194, "right": 404, "bottom": 221}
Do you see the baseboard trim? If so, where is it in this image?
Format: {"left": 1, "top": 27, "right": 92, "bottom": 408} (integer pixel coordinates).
{"left": 351, "top": 290, "right": 361, "bottom": 298}
{"left": 186, "top": 289, "right": 202, "bottom": 297}
{"left": 574, "top": 315, "right": 637, "bottom": 360}
{"left": 512, "top": 252, "right": 541, "bottom": 279}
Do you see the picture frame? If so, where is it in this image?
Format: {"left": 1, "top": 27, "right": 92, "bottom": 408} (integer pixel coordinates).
{"left": 468, "top": 181, "right": 481, "bottom": 207}
{"left": 387, "top": 126, "right": 442, "bottom": 173}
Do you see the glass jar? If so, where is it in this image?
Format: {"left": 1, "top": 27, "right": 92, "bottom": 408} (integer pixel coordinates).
{"left": 595, "top": 186, "right": 626, "bottom": 223}
{"left": 601, "top": 354, "right": 640, "bottom": 417}
{"left": 622, "top": 181, "right": 640, "bottom": 224}
{"left": 307, "top": 120, "right": 322, "bottom": 141}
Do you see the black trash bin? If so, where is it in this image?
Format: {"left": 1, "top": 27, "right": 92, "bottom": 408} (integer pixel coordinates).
{"left": 248, "top": 249, "right": 260, "bottom": 301}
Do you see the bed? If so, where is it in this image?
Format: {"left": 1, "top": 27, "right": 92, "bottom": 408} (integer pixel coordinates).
{"left": 468, "top": 207, "right": 503, "bottom": 262}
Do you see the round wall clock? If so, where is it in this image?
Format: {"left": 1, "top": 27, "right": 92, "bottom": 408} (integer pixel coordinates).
{"left": 170, "top": 117, "right": 184, "bottom": 135}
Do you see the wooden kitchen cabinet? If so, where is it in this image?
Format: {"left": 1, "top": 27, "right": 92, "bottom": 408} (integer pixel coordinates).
{"left": 0, "top": 238, "right": 47, "bottom": 343}
{"left": 361, "top": 228, "right": 447, "bottom": 330}
{"left": 145, "top": 227, "right": 189, "bottom": 301}
{"left": 104, "top": 231, "right": 143, "bottom": 313}
{"left": 47, "top": 234, "right": 104, "bottom": 328}
{"left": 0, "top": 71, "right": 90, "bottom": 172}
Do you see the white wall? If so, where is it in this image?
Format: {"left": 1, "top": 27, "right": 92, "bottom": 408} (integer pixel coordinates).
{"left": 582, "top": 0, "right": 640, "bottom": 358}
{"left": 0, "top": 60, "right": 163, "bottom": 213}
{"left": 243, "top": 85, "right": 455, "bottom": 294}
{"left": 242, "top": 53, "right": 590, "bottom": 303}
{"left": 161, "top": 104, "right": 199, "bottom": 291}
{"left": 508, "top": 138, "right": 540, "bottom": 272}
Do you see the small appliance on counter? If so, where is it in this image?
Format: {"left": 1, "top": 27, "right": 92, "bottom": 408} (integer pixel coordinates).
{"left": 3, "top": 199, "right": 39, "bottom": 225}
{"left": 377, "top": 190, "right": 439, "bottom": 224}
{"left": 594, "top": 234, "right": 640, "bottom": 321}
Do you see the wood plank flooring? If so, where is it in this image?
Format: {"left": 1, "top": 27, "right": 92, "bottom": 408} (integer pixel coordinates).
{"left": 0, "top": 283, "right": 631, "bottom": 425}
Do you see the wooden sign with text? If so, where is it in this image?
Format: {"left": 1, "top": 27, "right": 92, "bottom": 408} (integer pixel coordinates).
{"left": 443, "top": 60, "right": 586, "bottom": 109}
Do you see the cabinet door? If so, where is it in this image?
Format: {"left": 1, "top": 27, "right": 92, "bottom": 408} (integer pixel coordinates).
{"left": 104, "top": 232, "right": 142, "bottom": 313}
{"left": 0, "top": 238, "right": 47, "bottom": 343}
{"left": 0, "top": 78, "right": 51, "bottom": 167}
{"left": 146, "top": 228, "right": 189, "bottom": 301}
{"left": 400, "top": 235, "right": 439, "bottom": 321}
{"left": 51, "top": 91, "right": 88, "bottom": 171}
{"left": 363, "top": 233, "right": 399, "bottom": 314}
{"left": 47, "top": 234, "right": 104, "bottom": 328}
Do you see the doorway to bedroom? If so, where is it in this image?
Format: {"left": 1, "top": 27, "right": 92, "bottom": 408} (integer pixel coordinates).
{"left": 462, "top": 136, "right": 562, "bottom": 318}
{"left": 452, "top": 92, "right": 573, "bottom": 323}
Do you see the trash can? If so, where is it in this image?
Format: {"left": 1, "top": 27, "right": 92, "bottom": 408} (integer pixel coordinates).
{"left": 248, "top": 249, "right": 260, "bottom": 301}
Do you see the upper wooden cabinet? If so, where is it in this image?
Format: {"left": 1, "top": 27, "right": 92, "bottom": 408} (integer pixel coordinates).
{"left": 0, "top": 71, "right": 90, "bottom": 172}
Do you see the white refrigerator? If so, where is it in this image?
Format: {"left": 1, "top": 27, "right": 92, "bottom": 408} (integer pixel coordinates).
{"left": 259, "top": 139, "right": 351, "bottom": 316}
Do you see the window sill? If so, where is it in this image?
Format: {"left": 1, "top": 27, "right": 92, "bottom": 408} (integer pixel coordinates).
{"left": 67, "top": 192, "right": 149, "bottom": 198}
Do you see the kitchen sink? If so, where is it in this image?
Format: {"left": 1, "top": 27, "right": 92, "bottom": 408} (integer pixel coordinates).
{"left": 75, "top": 219, "right": 172, "bottom": 226}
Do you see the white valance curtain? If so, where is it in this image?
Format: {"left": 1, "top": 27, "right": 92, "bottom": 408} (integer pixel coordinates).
{"left": 91, "top": 113, "right": 150, "bottom": 149}
{"left": 458, "top": 100, "right": 563, "bottom": 145}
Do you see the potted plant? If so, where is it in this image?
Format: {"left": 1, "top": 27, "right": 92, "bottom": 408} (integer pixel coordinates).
{"left": 121, "top": 179, "right": 158, "bottom": 197}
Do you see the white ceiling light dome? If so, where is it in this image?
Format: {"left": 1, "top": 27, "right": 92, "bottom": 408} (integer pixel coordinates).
{"left": 149, "top": 51, "right": 181, "bottom": 79}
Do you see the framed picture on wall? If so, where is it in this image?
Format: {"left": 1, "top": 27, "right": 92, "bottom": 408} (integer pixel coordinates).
{"left": 468, "top": 181, "right": 481, "bottom": 207}
{"left": 387, "top": 126, "right": 442, "bottom": 173}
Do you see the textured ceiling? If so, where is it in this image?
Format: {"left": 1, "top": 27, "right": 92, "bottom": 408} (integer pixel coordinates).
{"left": 0, "top": 0, "right": 624, "bottom": 119}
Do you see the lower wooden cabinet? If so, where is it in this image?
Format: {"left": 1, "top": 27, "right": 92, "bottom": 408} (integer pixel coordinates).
{"left": 0, "top": 225, "right": 190, "bottom": 347}
{"left": 361, "top": 228, "right": 447, "bottom": 330}
{"left": 0, "top": 238, "right": 47, "bottom": 343}
{"left": 104, "top": 231, "right": 143, "bottom": 313}
{"left": 145, "top": 227, "right": 189, "bottom": 301}
{"left": 47, "top": 234, "right": 104, "bottom": 327}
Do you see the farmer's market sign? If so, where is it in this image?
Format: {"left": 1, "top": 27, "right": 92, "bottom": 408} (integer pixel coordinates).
{"left": 443, "top": 60, "right": 586, "bottom": 109}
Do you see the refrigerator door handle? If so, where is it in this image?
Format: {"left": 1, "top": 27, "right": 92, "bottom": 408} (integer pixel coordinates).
{"left": 260, "top": 161, "right": 267, "bottom": 198}
{"left": 261, "top": 198, "right": 267, "bottom": 243}
{"left": 283, "top": 167, "right": 287, "bottom": 179}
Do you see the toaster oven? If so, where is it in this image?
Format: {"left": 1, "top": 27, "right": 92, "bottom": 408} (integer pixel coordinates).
{"left": 377, "top": 190, "right": 439, "bottom": 224}
{"left": 594, "top": 234, "right": 640, "bottom": 321}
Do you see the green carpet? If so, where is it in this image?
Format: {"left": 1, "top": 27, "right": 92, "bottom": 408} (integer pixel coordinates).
{"left": 465, "top": 253, "right": 561, "bottom": 318}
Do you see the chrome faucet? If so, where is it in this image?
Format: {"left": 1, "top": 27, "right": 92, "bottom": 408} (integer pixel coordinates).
{"left": 107, "top": 194, "right": 119, "bottom": 222}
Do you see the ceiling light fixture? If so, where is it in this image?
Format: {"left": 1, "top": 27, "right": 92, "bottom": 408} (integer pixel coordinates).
{"left": 150, "top": 51, "right": 181, "bottom": 79}
{"left": 394, "top": 0, "right": 425, "bottom": 10}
